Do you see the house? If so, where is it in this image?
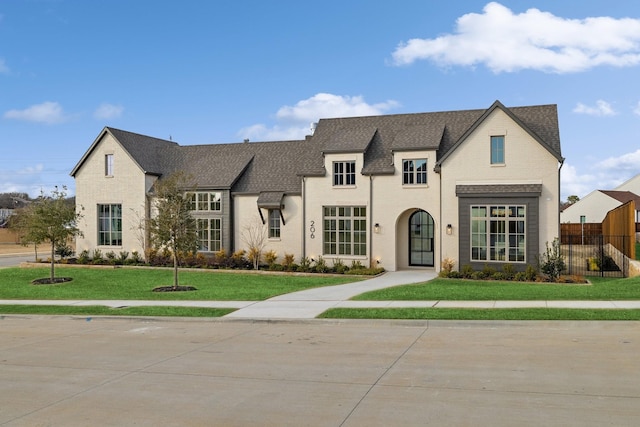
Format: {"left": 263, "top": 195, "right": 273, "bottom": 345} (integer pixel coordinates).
{"left": 561, "top": 184, "right": 640, "bottom": 224}
{"left": 71, "top": 100, "right": 563, "bottom": 272}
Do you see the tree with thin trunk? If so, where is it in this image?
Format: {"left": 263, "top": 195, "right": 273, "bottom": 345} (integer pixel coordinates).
{"left": 148, "top": 172, "right": 198, "bottom": 289}
{"left": 9, "top": 186, "right": 83, "bottom": 283}
{"left": 242, "top": 218, "right": 267, "bottom": 270}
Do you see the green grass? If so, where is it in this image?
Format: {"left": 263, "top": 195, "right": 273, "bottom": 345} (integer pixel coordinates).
{"left": 320, "top": 307, "right": 640, "bottom": 321}
{"left": 0, "top": 266, "right": 361, "bottom": 301}
{"left": 0, "top": 305, "right": 234, "bottom": 317}
{"left": 352, "top": 276, "right": 640, "bottom": 301}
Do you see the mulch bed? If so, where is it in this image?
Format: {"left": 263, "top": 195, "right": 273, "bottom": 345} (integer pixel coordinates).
{"left": 152, "top": 286, "right": 198, "bottom": 292}
{"left": 31, "top": 277, "right": 73, "bottom": 285}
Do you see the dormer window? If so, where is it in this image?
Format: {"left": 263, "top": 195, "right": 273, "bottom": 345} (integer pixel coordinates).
{"left": 105, "top": 154, "right": 114, "bottom": 176}
{"left": 402, "top": 159, "right": 427, "bottom": 185}
{"left": 333, "top": 161, "right": 356, "bottom": 186}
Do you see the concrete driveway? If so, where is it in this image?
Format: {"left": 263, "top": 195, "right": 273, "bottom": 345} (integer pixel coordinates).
{"left": 1, "top": 316, "right": 639, "bottom": 426}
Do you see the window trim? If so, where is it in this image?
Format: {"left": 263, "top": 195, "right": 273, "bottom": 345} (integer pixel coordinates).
{"left": 268, "top": 209, "right": 281, "bottom": 239}
{"left": 105, "top": 154, "right": 114, "bottom": 176}
{"left": 97, "top": 203, "right": 122, "bottom": 246}
{"left": 332, "top": 161, "right": 356, "bottom": 186}
{"left": 490, "top": 135, "right": 505, "bottom": 165}
{"left": 470, "top": 204, "right": 526, "bottom": 263}
{"left": 197, "top": 217, "right": 222, "bottom": 252}
{"left": 189, "top": 192, "right": 222, "bottom": 212}
{"left": 322, "top": 206, "right": 367, "bottom": 256}
{"left": 402, "top": 158, "right": 428, "bottom": 186}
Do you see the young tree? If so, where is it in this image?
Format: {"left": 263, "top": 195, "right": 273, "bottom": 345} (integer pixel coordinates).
{"left": 148, "top": 172, "right": 198, "bottom": 289}
{"left": 10, "top": 186, "right": 83, "bottom": 283}
{"left": 242, "top": 218, "right": 267, "bottom": 270}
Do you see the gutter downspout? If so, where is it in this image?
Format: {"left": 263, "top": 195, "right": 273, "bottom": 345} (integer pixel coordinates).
{"left": 302, "top": 176, "right": 306, "bottom": 259}
{"left": 558, "top": 158, "right": 565, "bottom": 239}
{"left": 369, "top": 175, "right": 373, "bottom": 268}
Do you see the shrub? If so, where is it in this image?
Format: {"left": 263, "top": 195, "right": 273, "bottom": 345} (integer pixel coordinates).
{"left": 448, "top": 270, "right": 462, "bottom": 279}
{"left": 130, "top": 251, "right": 144, "bottom": 265}
{"left": 524, "top": 264, "right": 537, "bottom": 281}
{"left": 482, "top": 263, "right": 496, "bottom": 278}
{"left": 314, "top": 256, "right": 330, "bottom": 273}
{"left": 298, "top": 256, "right": 312, "bottom": 272}
{"left": 492, "top": 272, "right": 506, "bottom": 281}
{"left": 264, "top": 250, "right": 278, "bottom": 268}
{"left": 514, "top": 271, "right": 527, "bottom": 281}
{"left": 333, "top": 258, "right": 348, "bottom": 274}
{"left": 282, "top": 253, "right": 295, "bottom": 271}
{"left": 502, "top": 263, "right": 515, "bottom": 280}
{"left": 105, "top": 251, "right": 117, "bottom": 265}
{"left": 55, "top": 244, "right": 73, "bottom": 259}
{"left": 537, "top": 238, "right": 565, "bottom": 281}
{"left": 461, "top": 264, "right": 474, "bottom": 279}
{"left": 118, "top": 251, "right": 129, "bottom": 265}
{"left": 345, "top": 267, "right": 385, "bottom": 276}
{"left": 231, "top": 250, "right": 249, "bottom": 269}
{"left": 350, "top": 260, "right": 365, "bottom": 271}
{"left": 441, "top": 257, "right": 455, "bottom": 274}
{"left": 77, "top": 249, "right": 90, "bottom": 264}
{"left": 92, "top": 249, "right": 104, "bottom": 264}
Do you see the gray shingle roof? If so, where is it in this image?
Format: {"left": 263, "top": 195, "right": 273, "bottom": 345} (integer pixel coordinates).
{"left": 73, "top": 102, "right": 562, "bottom": 196}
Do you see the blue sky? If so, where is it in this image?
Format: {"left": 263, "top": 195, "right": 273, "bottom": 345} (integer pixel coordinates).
{"left": 1, "top": 1, "right": 639, "bottom": 200}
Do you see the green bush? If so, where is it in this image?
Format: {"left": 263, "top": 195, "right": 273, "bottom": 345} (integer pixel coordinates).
{"left": 537, "top": 239, "right": 565, "bottom": 281}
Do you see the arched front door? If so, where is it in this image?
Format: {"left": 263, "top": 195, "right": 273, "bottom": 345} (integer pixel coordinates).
{"left": 409, "top": 210, "right": 434, "bottom": 267}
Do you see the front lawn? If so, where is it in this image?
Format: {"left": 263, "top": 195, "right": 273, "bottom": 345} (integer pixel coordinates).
{"left": 352, "top": 276, "right": 640, "bottom": 301}
{"left": 0, "top": 266, "right": 362, "bottom": 301}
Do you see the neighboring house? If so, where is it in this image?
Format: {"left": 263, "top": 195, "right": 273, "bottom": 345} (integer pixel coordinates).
{"left": 71, "top": 100, "right": 563, "bottom": 272}
{"left": 561, "top": 188, "right": 640, "bottom": 224}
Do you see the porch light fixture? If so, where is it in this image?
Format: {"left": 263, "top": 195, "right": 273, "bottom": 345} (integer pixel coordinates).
{"left": 446, "top": 224, "right": 453, "bottom": 235}
{"left": 374, "top": 223, "right": 380, "bottom": 233}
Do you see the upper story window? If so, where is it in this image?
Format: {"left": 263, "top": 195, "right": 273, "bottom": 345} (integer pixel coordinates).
{"left": 105, "top": 154, "right": 114, "bottom": 176}
{"left": 402, "top": 159, "right": 427, "bottom": 185}
{"left": 333, "top": 161, "right": 356, "bottom": 186}
{"left": 491, "top": 136, "right": 505, "bottom": 165}
{"left": 189, "top": 192, "right": 222, "bottom": 212}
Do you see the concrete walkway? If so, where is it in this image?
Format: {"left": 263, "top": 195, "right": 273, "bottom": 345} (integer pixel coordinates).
{"left": 3, "top": 270, "right": 640, "bottom": 318}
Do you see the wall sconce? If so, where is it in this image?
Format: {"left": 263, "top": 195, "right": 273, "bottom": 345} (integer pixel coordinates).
{"left": 374, "top": 223, "right": 380, "bottom": 233}
{"left": 446, "top": 224, "right": 453, "bottom": 235}
{"left": 376, "top": 259, "right": 381, "bottom": 264}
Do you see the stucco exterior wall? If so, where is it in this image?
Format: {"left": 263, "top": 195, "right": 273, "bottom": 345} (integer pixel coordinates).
{"left": 74, "top": 133, "right": 148, "bottom": 256}
{"left": 304, "top": 153, "right": 372, "bottom": 267}
{"left": 561, "top": 191, "right": 620, "bottom": 223}
{"left": 233, "top": 194, "right": 303, "bottom": 264}
{"left": 369, "top": 150, "right": 441, "bottom": 271}
{"left": 439, "top": 108, "right": 560, "bottom": 270}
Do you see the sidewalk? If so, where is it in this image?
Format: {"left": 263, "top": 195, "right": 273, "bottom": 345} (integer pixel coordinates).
{"left": 2, "top": 270, "right": 640, "bottom": 318}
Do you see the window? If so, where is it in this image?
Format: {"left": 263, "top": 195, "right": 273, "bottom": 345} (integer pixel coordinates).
{"left": 105, "top": 154, "right": 114, "bottom": 176}
{"left": 402, "top": 159, "right": 427, "bottom": 185}
{"left": 268, "top": 209, "right": 281, "bottom": 238}
{"left": 189, "top": 192, "right": 222, "bottom": 211}
{"left": 98, "top": 204, "right": 122, "bottom": 246}
{"left": 323, "top": 206, "right": 366, "bottom": 255}
{"left": 491, "top": 136, "right": 505, "bottom": 164}
{"left": 333, "top": 161, "right": 356, "bottom": 186}
{"left": 197, "top": 218, "right": 221, "bottom": 252}
{"left": 471, "top": 205, "right": 525, "bottom": 262}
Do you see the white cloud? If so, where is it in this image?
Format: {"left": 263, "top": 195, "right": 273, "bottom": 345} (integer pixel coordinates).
{"left": 561, "top": 150, "right": 640, "bottom": 199}
{"left": 3, "top": 101, "right": 68, "bottom": 124}
{"left": 0, "top": 58, "right": 9, "bottom": 74}
{"left": 573, "top": 100, "right": 617, "bottom": 116}
{"left": 238, "top": 93, "right": 400, "bottom": 141}
{"left": 94, "top": 103, "right": 124, "bottom": 120}
{"left": 634, "top": 101, "right": 640, "bottom": 116}
{"left": 391, "top": 2, "right": 640, "bottom": 73}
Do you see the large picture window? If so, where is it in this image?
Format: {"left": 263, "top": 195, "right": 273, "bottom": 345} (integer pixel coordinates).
{"left": 98, "top": 204, "right": 122, "bottom": 246}
{"left": 197, "top": 218, "right": 221, "bottom": 252}
{"left": 323, "top": 206, "right": 366, "bottom": 256}
{"left": 190, "top": 192, "right": 222, "bottom": 212}
{"left": 333, "top": 161, "right": 356, "bottom": 186}
{"left": 471, "top": 205, "right": 525, "bottom": 262}
{"left": 402, "top": 159, "right": 427, "bottom": 185}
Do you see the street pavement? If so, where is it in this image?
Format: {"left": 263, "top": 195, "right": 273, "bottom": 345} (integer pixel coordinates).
{"left": 1, "top": 316, "right": 639, "bottom": 426}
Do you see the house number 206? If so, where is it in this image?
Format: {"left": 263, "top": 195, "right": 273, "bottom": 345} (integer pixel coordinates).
{"left": 309, "top": 220, "right": 315, "bottom": 239}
